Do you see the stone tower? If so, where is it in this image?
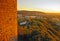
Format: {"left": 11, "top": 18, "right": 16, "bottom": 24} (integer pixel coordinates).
{"left": 0, "top": 0, "right": 17, "bottom": 41}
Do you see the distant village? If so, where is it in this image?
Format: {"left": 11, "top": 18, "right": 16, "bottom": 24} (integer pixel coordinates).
{"left": 18, "top": 14, "right": 60, "bottom": 26}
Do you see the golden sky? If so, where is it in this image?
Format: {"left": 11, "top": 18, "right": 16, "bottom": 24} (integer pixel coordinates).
{"left": 17, "top": 0, "right": 60, "bottom": 13}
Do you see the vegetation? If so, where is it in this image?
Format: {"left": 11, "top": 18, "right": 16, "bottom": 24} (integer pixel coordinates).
{"left": 18, "top": 11, "right": 60, "bottom": 41}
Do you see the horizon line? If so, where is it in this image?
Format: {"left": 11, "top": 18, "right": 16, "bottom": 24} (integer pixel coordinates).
{"left": 17, "top": 10, "right": 60, "bottom": 13}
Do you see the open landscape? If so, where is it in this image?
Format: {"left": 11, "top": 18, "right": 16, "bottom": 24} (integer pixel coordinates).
{"left": 18, "top": 11, "right": 60, "bottom": 41}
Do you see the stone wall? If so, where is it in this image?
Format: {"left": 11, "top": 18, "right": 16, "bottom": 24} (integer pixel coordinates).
{"left": 0, "top": 0, "right": 17, "bottom": 41}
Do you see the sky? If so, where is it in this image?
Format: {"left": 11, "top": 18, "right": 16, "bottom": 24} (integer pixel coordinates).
{"left": 17, "top": 0, "right": 60, "bottom": 13}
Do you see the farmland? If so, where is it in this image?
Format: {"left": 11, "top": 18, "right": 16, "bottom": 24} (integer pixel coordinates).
{"left": 18, "top": 11, "right": 60, "bottom": 41}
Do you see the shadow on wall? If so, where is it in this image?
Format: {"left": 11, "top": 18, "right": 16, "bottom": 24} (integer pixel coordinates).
{"left": 9, "top": 36, "right": 17, "bottom": 41}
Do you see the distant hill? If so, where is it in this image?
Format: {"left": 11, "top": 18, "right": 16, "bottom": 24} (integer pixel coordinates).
{"left": 17, "top": 10, "right": 46, "bottom": 16}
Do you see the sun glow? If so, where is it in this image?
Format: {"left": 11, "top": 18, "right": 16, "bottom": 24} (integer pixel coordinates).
{"left": 18, "top": 6, "right": 60, "bottom": 13}
{"left": 17, "top": 0, "right": 60, "bottom": 13}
